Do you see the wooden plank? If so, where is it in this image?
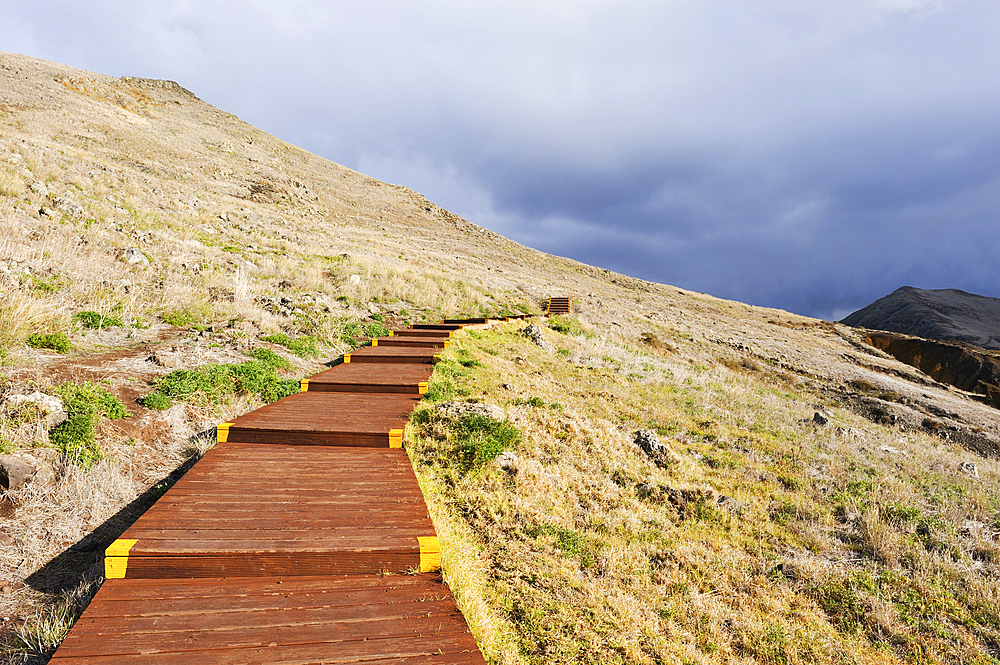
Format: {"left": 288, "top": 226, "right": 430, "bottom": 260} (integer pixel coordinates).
{"left": 111, "top": 444, "right": 438, "bottom": 578}
{"left": 374, "top": 337, "right": 449, "bottom": 349}
{"left": 343, "top": 346, "right": 441, "bottom": 364}
{"left": 391, "top": 329, "right": 455, "bottom": 338}
{"left": 409, "top": 324, "right": 463, "bottom": 331}
{"left": 304, "top": 364, "right": 432, "bottom": 394}
{"left": 50, "top": 575, "right": 485, "bottom": 664}
{"left": 222, "top": 392, "right": 418, "bottom": 447}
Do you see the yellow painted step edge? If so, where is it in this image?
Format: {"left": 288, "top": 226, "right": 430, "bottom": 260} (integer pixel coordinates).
{"left": 418, "top": 536, "right": 441, "bottom": 572}
{"left": 372, "top": 339, "right": 379, "bottom": 347}
{"left": 217, "top": 422, "right": 233, "bottom": 444}
{"left": 442, "top": 340, "right": 450, "bottom": 348}
{"left": 388, "top": 330, "right": 394, "bottom": 336}
{"left": 418, "top": 381, "right": 428, "bottom": 395}
{"left": 300, "top": 379, "right": 310, "bottom": 392}
{"left": 388, "top": 428, "right": 404, "bottom": 449}
{"left": 105, "top": 539, "right": 138, "bottom": 579}
{"left": 343, "top": 354, "right": 351, "bottom": 363}
{"left": 432, "top": 354, "right": 441, "bottom": 364}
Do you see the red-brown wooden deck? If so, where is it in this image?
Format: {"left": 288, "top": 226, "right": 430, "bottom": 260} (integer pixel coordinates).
{"left": 409, "top": 324, "right": 464, "bottom": 331}
{"left": 50, "top": 322, "right": 487, "bottom": 663}
{"left": 218, "top": 392, "right": 419, "bottom": 447}
{"left": 391, "top": 328, "right": 455, "bottom": 338}
{"left": 107, "top": 444, "right": 438, "bottom": 578}
{"left": 50, "top": 576, "right": 485, "bottom": 664}
{"left": 343, "top": 346, "right": 441, "bottom": 364}
{"left": 374, "top": 336, "right": 450, "bottom": 349}
{"left": 303, "top": 363, "right": 433, "bottom": 394}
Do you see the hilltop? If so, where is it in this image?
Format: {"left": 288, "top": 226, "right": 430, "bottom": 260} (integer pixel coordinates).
{"left": 842, "top": 286, "right": 1000, "bottom": 351}
{"left": 2, "top": 52, "right": 1000, "bottom": 665}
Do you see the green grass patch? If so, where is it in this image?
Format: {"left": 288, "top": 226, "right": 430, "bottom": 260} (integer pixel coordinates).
{"left": 50, "top": 382, "right": 129, "bottom": 466}
{"left": 414, "top": 408, "right": 521, "bottom": 473}
{"left": 421, "top": 357, "right": 470, "bottom": 403}
{"left": 528, "top": 524, "right": 598, "bottom": 569}
{"left": 547, "top": 315, "right": 585, "bottom": 336}
{"left": 262, "top": 333, "right": 321, "bottom": 357}
{"left": 450, "top": 414, "right": 521, "bottom": 470}
{"left": 28, "top": 273, "right": 70, "bottom": 293}
{"left": 137, "top": 392, "right": 173, "bottom": 411}
{"left": 160, "top": 308, "right": 203, "bottom": 327}
{"left": 248, "top": 347, "right": 294, "bottom": 370}
{"left": 26, "top": 332, "right": 71, "bottom": 353}
{"left": 513, "top": 396, "right": 546, "bottom": 408}
{"left": 153, "top": 359, "right": 299, "bottom": 405}
{"left": 74, "top": 311, "right": 124, "bottom": 329}
{"left": 338, "top": 322, "right": 389, "bottom": 347}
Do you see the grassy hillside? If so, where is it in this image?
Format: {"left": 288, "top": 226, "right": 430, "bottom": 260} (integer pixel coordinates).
{"left": 1, "top": 52, "right": 999, "bottom": 664}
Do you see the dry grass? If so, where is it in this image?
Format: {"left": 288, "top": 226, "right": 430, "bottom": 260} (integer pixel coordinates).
{"left": 408, "top": 322, "right": 1000, "bottom": 665}
{"left": 2, "top": 52, "right": 1000, "bottom": 664}
{"left": 0, "top": 172, "right": 24, "bottom": 199}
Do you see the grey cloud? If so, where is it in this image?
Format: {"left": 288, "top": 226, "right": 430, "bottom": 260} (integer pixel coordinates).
{"left": 3, "top": 1, "right": 999, "bottom": 317}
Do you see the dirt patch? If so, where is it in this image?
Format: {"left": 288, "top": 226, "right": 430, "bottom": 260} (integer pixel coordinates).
{"left": 0, "top": 497, "right": 15, "bottom": 519}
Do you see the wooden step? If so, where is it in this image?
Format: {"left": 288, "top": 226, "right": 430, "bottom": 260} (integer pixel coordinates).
{"left": 302, "top": 363, "right": 433, "bottom": 395}
{"left": 546, "top": 297, "right": 571, "bottom": 315}
{"left": 373, "top": 337, "right": 450, "bottom": 349}
{"left": 343, "top": 346, "right": 442, "bottom": 364}
{"left": 217, "top": 392, "right": 419, "bottom": 447}
{"left": 105, "top": 444, "right": 439, "bottom": 578}
{"left": 50, "top": 575, "right": 485, "bottom": 663}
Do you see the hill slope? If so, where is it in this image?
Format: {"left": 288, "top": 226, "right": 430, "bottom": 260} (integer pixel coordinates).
{"left": 842, "top": 286, "right": 1000, "bottom": 350}
{"left": 2, "top": 52, "right": 1000, "bottom": 665}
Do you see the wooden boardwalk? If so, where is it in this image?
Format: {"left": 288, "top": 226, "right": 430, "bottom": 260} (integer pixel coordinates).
{"left": 344, "top": 346, "right": 442, "bottom": 364}
{"left": 51, "top": 576, "right": 484, "bottom": 664}
{"left": 48, "top": 319, "right": 519, "bottom": 663}
{"left": 546, "top": 297, "right": 571, "bottom": 315}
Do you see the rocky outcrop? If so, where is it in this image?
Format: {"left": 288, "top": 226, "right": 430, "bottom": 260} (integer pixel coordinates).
{"left": 842, "top": 286, "right": 1000, "bottom": 350}
{"left": 863, "top": 331, "right": 1000, "bottom": 410}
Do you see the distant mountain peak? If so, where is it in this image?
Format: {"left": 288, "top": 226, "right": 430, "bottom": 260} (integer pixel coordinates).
{"left": 841, "top": 287, "right": 1000, "bottom": 350}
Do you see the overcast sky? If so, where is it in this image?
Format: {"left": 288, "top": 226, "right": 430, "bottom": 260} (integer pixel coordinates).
{"left": 3, "top": 1, "right": 999, "bottom": 319}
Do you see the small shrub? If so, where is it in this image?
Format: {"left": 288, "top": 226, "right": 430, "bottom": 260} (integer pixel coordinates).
{"left": 338, "top": 322, "right": 389, "bottom": 347}
{"left": 161, "top": 309, "right": 201, "bottom": 327}
{"left": 513, "top": 396, "right": 546, "bottom": 408}
{"left": 528, "top": 524, "right": 597, "bottom": 569}
{"left": 248, "top": 347, "right": 293, "bottom": 370}
{"left": 74, "top": 311, "right": 124, "bottom": 329}
{"left": 262, "top": 333, "right": 321, "bottom": 357}
{"left": 153, "top": 360, "right": 298, "bottom": 405}
{"left": 50, "top": 382, "right": 129, "bottom": 466}
{"left": 547, "top": 315, "right": 584, "bottom": 336}
{"left": 138, "top": 392, "right": 172, "bottom": 410}
{"left": 28, "top": 274, "right": 70, "bottom": 293}
{"left": 849, "top": 379, "right": 877, "bottom": 393}
{"left": 26, "top": 332, "right": 71, "bottom": 353}
{"left": 450, "top": 414, "right": 521, "bottom": 470}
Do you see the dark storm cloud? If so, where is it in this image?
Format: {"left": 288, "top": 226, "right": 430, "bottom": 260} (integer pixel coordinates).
{"left": 3, "top": 1, "right": 999, "bottom": 319}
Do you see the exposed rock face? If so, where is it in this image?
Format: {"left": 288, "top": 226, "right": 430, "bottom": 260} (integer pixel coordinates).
{"left": 521, "top": 324, "right": 552, "bottom": 351}
{"left": 842, "top": 286, "right": 1000, "bottom": 350}
{"left": 0, "top": 455, "right": 37, "bottom": 490}
{"left": 863, "top": 331, "right": 1000, "bottom": 410}
{"left": 6, "top": 392, "right": 68, "bottom": 428}
{"left": 634, "top": 429, "right": 679, "bottom": 469}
